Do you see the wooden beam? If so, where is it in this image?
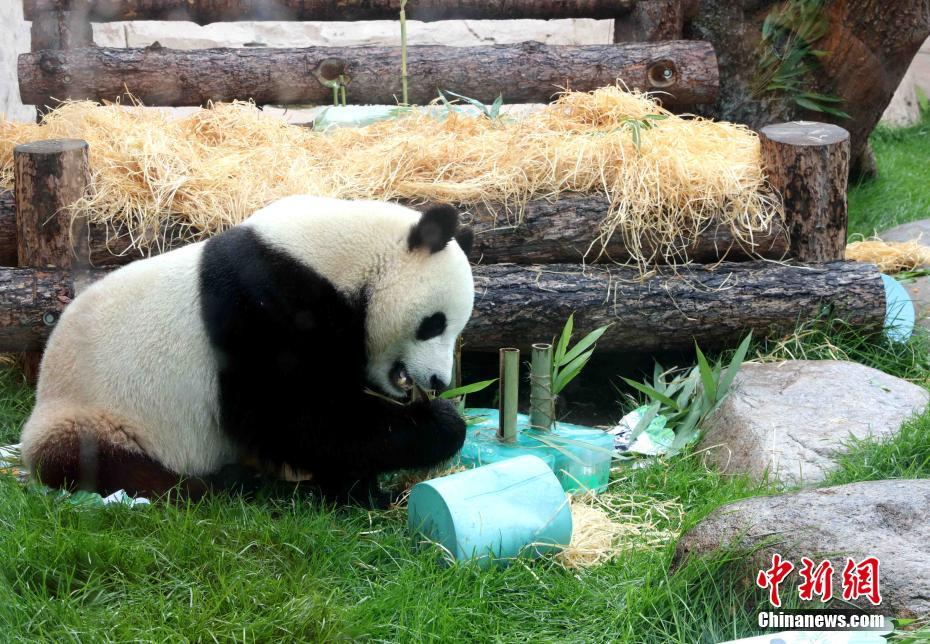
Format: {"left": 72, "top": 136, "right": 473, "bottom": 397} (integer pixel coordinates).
{"left": 760, "top": 122, "right": 850, "bottom": 263}
{"left": 13, "top": 139, "right": 91, "bottom": 381}
{"left": 30, "top": 10, "right": 93, "bottom": 51}
{"left": 24, "top": 0, "right": 634, "bottom": 23}
{"left": 0, "top": 261, "right": 886, "bottom": 354}
{"left": 466, "top": 195, "right": 787, "bottom": 264}
{"left": 614, "top": 0, "right": 683, "bottom": 42}
{"left": 0, "top": 191, "right": 788, "bottom": 267}
{"left": 464, "top": 260, "right": 884, "bottom": 352}
{"left": 0, "top": 192, "right": 17, "bottom": 267}
{"left": 19, "top": 41, "right": 719, "bottom": 108}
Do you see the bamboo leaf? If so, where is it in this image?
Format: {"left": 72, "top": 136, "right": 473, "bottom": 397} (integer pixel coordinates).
{"left": 621, "top": 377, "right": 680, "bottom": 410}
{"left": 695, "top": 343, "right": 717, "bottom": 405}
{"left": 553, "top": 314, "right": 574, "bottom": 366}
{"left": 559, "top": 324, "right": 610, "bottom": 367}
{"left": 443, "top": 90, "right": 491, "bottom": 118}
{"left": 798, "top": 91, "right": 844, "bottom": 103}
{"left": 675, "top": 372, "right": 699, "bottom": 408}
{"left": 820, "top": 106, "right": 851, "bottom": 119}
{"left": 490, "top": 93, "right": 504, "bottom": 119}
{"left": 439, "top": 378, "right": 499, "bottom": 399}
{"left": 553, "top": 349, "right": 594, "bottom": 394}
{"left": 794, "top": 96, "right": 826, "bottom": 112}
{"left": 718, "top": 332, "right": 752, "bottom": 396}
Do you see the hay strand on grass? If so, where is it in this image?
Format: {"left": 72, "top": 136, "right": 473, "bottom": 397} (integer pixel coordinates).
{"left": 846, "top": 238, "right": 930, "bottom": 274}
{"left": 0, "top": 86, "right": 781, "bottom": 268}
{"left": 558, "top": 491, "right": 682, "bottom": 569}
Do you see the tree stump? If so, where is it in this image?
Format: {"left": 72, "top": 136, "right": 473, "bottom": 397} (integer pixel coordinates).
{"left": 13, "top": 138, "right": 91, "bottom": 382}
{"left": 759, "top": 122, "right": 849, "bottom": 263}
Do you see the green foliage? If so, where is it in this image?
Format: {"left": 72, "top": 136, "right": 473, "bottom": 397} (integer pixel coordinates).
{"left": 621, "top": 334, "right": 752, "bottom": 456}
{"left": 752, "top": 0, "right": 849, "bottom": 118}
{"left": 827, "top": 410, "right": 930, "bottom": 485}
{"left": 438, "top": 90, "right": 505, "bottom": 121}
{"left": 438, "top": 377, "right": 498, "bottom": 415}
{"left": 550, "top": 314, "right": 611, "bottom": 395}
{"left": 755, "top": 317, "right": 930, "bottom": 385}
{"left": 0, "top": 365, "right": 32, "bottom": 445}
{"left": 620, "top": 114, "right": 668, "bottom": 150}
{"left": 847, "top": 108, "right": 930, "bottom": 238}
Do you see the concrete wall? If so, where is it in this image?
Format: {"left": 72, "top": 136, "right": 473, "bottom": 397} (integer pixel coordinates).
{"left": 0, "top": 2, "right": 33, "bottom": 121}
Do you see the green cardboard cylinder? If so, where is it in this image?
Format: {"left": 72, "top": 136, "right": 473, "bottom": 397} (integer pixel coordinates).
{"left": 498, "top": 348, "right": 520, "bottom": 442}
{"left": 529, "top": 343, "right": 554, "bottom": 431}
{"left": 408, "top": 455, "right": 573, "bottom": 568}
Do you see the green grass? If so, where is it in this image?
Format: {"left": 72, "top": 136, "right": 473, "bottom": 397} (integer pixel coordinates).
{"left": 0, "top": 362, "right": 782, "bottom": 642}
{"left": 2, "top": 119, "right": 930, "bottom": 641}
{"left": 847, "top": 106, "right": 930, "bottom": 239}
{"left": 828, "top": 411, "right": 930, "bottom": 485}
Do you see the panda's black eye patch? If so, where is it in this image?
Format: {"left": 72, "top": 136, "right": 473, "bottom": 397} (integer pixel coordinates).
{"left": 417, "top": 312, "right": 447, "bottom": 341}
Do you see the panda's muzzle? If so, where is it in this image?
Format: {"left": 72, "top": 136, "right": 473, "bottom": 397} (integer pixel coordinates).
{"left": 389, "top": 361, "right": 414, "bottom": 392}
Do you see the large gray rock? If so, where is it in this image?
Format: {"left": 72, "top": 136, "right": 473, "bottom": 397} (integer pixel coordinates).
{"left": 879, "top": 219, "right": 930, "bottom": 246}
{"left": 674, "top": 480, "right": 930, "bottom": 618}
{"left": 699, "top": 361, "right": 928, "bottom": 486}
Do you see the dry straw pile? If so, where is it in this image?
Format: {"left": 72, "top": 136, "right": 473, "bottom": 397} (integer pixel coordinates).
{"left": 0, "top": 86, "right": 780, "bottom": 267}
{"left": 846, "top": 238, "right": 930, "bottom": 274}
{"left": 558, "top": 491, "right": 683, "bottom": 569}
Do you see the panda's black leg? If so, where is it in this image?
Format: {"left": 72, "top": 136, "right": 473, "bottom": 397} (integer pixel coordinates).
{"left": 314, "top": 474, "right": 394, "bottom": 510}
{"left": 302, "top": 397, "right": 464, "bottom": 508}
{"left": 347, "top": 396, "right": 466, "bottom": 474}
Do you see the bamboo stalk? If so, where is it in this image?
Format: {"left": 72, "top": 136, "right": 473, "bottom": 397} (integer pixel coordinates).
{"left": 399, "top": 0, "right": 409, "bottom": 106}
{"left": 453, "top": 336, "right": 463, "bottom": 390}
{"left": 498, "top": 348, "right": 520, "bottom": 443}
{"left": 529, "top": 343, "right": 554, "bottom": 432}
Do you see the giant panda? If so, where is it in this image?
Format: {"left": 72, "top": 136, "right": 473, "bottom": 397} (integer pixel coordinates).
{"left": 20, "top": 195, "right": 475, "bottom": 507}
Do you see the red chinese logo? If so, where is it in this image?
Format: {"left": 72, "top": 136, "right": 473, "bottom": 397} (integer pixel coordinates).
{"left": 798, "top": 557, "right": 834, "bottom": 601}
{"left": 756, "top": 553, "right": 795, "bottom": 608}
{"left": 756, "top": 554, "right": 882, "bottom": 607}
{"left": 842, "top": 556, "right": 882, "bottom": 605}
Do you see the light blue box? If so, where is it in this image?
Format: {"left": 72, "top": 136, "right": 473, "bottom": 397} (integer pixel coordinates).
{"left": 408, "top": 455, "right": 573, "bottom": 568}
{"left": 459, "top": 409, "right": 614, "bottom": 493}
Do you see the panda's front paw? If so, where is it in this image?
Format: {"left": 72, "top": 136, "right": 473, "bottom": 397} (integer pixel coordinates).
{"left": 427, "top": 397, "right": 466, "bottom": 460}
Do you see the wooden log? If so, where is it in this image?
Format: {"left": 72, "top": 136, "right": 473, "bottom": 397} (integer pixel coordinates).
{"left": 0, "top": 192, "right": 17, "bottom": 267}
{"left": 18, "top": 41, "right": 719, "bottom": 108}
{"left": 0, "top": 261, "right": 885, "bottom": 354}
{"left": 466, "top": 195, "right": 788, "bottom": 264}
{"left": 464, "top": 261, "right": 885, "bottom": 352}
{"left": 614, "top": 0, "right": 683, "bottom": 42}
{"left": 760, "top": 122, "right": 850, "bottom": 263}
{"left": 30, "top": 11, "right": 93, "bottom": 51}
{"left": 24, "top": 0, "right": 634, "bottom": 23}
{"left": 14, "top": 140, "right": 91, "bottom": 269}
{"left": 0, "top": 191, "right": 788, "bottom": 267}
{"left": 30, "top": 9, "right": 94, "bottom": 120}
{"left": 0, "top": 267, "right": 88, "bottom": 352}
{"left": 14, "top": 139, "right": 91, "bottom": 382}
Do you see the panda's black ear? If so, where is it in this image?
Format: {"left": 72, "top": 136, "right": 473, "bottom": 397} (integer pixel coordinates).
{"left": 455, "top": 226, "right": 474, "bottom": 257}
{"left": 409, "top": 204, "right": 459, "bottom": 254}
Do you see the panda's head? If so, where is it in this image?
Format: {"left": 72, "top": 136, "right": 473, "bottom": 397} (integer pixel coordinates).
{"left": 365, "top": 204, "right": 475, "bottom": 399}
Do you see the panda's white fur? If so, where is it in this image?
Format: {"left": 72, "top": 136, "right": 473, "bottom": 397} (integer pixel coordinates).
{"left": 20, "top": 196, "right": 474, "bottom": 501}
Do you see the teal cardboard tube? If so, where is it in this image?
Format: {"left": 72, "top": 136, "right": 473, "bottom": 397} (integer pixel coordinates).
{"left": 408, "top": 455, "right": 573, "bottom": 568}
